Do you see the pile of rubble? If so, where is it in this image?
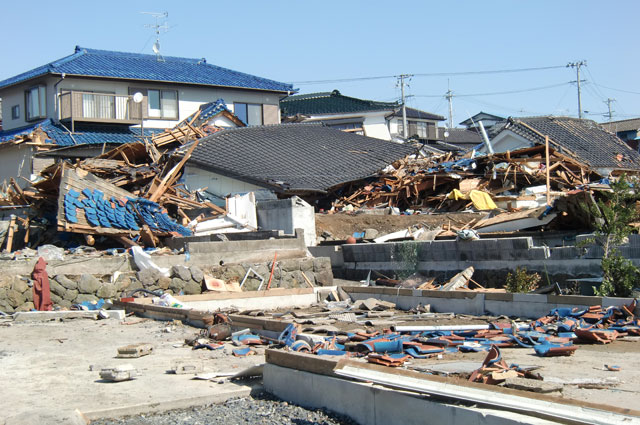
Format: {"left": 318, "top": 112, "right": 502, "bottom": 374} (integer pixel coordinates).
{"left": 0, "top": 104, "right": 237, "bottom": 252}
{"left": 326, "top": 144, "right": 612, "bottom": 235}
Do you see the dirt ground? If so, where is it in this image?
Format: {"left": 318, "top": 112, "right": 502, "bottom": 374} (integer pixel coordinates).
{"left": 315, "top": 211, "right": 485, "bottom": 240}
{"left": 0, "top": 316, "right": 262, "bottom": 424}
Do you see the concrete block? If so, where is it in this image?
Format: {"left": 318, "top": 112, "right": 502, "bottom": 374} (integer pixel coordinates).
{"left": 575, "top": 233, "right": 596, "bottom": 244}
{"left": 629, "top": 233, "right": 640, "bottom": 247}
{"left": 341, "top": 247, "right": 355, "bottom": 263}
{"left": 617, "top": 246, "right": 640, "bottom": 259}
{"left": 584, "top": 245, "right": 605, "bottom": 259}
{"left": 548, "top": 247, "right": 580, "bottom": 260}
{"left": 527, "top": 247, "right": 550, "bottom": 260}
{"left": 512, "top": 293, "right": 548, "bottom": 303}
{"left": 510, "top": 237, "right": 534, "bottom": 249}
{"left": 99, "top": 364, "right": 139, "bottom": 382}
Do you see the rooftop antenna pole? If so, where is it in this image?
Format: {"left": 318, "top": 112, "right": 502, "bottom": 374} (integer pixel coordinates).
{"left": 567, "top": 60, "right": 587, "bottom": 119}
{"left": 397, "top": 74, "right": 412, "bottom": 139}
{"left": 142, "top": 11, "right": 169, "bottom": 62}
{"left": 604, "top": 98, "right": 615, "bottom": 122}
{"left": 446, "top": 79, "right": 454, "bottom": 129}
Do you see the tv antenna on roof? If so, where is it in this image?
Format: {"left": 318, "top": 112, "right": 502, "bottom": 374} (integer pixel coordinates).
{"left": 142, "top": 11, "right": 169, "bottom": 62}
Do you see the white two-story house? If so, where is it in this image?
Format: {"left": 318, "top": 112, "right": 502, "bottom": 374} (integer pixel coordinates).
{"left": 280, "top": 90, "right": 444, "bottom": 142}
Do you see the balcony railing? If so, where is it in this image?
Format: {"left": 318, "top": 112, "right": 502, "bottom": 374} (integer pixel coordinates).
{"left": 59, "top": 91, "right": 143, "bottom": 125}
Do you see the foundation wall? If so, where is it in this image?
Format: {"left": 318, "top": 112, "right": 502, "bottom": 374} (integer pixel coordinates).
{"left": 342, "top": 286, "right": 639, "bottom": 319}
{"left": 264, "top": 364, "right": 556, "bottom": 425}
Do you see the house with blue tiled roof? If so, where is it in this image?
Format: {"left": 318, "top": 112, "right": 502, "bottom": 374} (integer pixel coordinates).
{"left": 0, "top": 46, "right": 294, "bottom": 186}
{"left": 0, "top": 46, "right": 294, "bottom": 133}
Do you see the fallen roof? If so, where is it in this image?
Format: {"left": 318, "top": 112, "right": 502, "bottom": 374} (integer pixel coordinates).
{"left": 186, "top": 123, "right": 416, "bottom": 192}
{"left": 499, "top": 116, "right": 640, "bottom": 171}
{"left": 280, "top": 90, "right": 399, "bottom": 115}
{"left": 0, "top": 119, "right": 159, "bottom": 146}
{"left": 0, "top": 46, "right": 294, "bottom": 93}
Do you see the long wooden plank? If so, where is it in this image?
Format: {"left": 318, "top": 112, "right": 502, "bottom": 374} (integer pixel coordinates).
{"left": 148, "top": 139, "right": 201, "bottom": 202}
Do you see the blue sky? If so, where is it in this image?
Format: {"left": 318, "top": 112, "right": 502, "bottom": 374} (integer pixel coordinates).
{"left": 2, "top": 0, "right": 638, "bottom": 126}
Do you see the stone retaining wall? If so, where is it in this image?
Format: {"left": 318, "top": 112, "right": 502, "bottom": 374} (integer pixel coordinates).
{"left": 0, "top": 257, "right": 333, "bottom": 314}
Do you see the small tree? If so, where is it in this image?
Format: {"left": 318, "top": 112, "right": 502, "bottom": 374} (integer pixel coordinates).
{"left": 505, "top": 267, "right": 541, "bottom": 293}
{"left": 587, "top": 175, "right": 640, "bottom": 297}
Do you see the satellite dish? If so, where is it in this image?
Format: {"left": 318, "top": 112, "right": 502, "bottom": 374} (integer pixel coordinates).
{"left": 133, "top": 92, "right": 144, "bottom": 103}
{"left": 444, "top": 131, "right": 450, "bottom": 138}
{"left": 152, "top": 41, "right": 160, "bottom": 54}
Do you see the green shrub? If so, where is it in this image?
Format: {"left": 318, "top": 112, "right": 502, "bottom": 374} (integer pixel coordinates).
{"left": 582, "top": 174, "right": 640, "bottom": 297}
{"left": 505, "top": 267, "right": 541, "bottom": 293}
{"left": 594, "top": 250, "right": 637, "bottom": 297}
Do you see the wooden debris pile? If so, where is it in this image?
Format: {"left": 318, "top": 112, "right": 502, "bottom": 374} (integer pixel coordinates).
{"left": 0, "top": 108, "right": 236, "bottom": 251}
{"left": 329, "top": 145, "right": 601, "bottom": 213}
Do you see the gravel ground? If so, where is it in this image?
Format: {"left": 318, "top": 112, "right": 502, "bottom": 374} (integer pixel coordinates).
{"left": 91, "top": 392, "right": 356, "bottom": 425}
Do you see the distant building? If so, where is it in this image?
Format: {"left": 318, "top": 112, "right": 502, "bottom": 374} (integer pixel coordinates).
{"left": 280, "top": 90, "right": 444, "bottom": 141}
{"left": 436, "top": 127, "right": 483, "bottom": 152}
{"left": 602, "top": 118, "right": 640, "bottom": 151}
{"left": 459, "top": 112, "right": 505, "bottom": 131}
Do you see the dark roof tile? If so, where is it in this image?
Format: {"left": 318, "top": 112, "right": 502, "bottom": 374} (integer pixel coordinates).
{"left": 501, "top": 116, "right": 640, "bottom": 170}
{"left": 280, "top": 90, "right": 398, "bottom": 115}
{"left": 187, "top": 123, "right": 415, "bottom": 192}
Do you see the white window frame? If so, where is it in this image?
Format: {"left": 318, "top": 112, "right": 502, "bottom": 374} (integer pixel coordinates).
{"left": 234, "top": 102, "right": 263, "bottom": 126}
{"left": 25, "top": 85, "right": 46, "bottom": 121}
{"left": 147, "top": 89, "right": 178, "bottom": 119}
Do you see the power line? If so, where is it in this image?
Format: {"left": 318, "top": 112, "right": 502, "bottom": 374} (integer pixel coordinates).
{"left": 592, "top": 83, "right": 640, "bottom": 96}
{"left": 289, "top": 64, "right": 566, "bottom": 85}
{"left": 413, "top": 82, "right": 569, "bottom": 98}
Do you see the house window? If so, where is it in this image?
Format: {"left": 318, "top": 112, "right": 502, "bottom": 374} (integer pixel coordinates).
{"left": 11, "top": 105, "right": 20, "bottom": 120}
{"left": 234, "top": 103, "right": 263, "bottom": 126}
{"left": 397, "top": 119, "right": 405, "bottom": 136}
{"left": 147, "top": 89, "right": 178, "bottom": 119}
{"left": 25, "top": 85, "right": 46, "bottom": 121}
{"left": 416, "top": 122, "right": 428, "bottom": 138}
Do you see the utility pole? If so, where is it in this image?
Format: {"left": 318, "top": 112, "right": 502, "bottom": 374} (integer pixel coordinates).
{"left": 445, "top": 89, "right": 454, "bottom": 129}
{"left": 567, "top": 60, "right": 587, "bottom": 119}
{"left": 397, "top": 74, "right": 412, "bottom": 139}
{"left": 604, "top": 98, "right": 615, "bottom": 122}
